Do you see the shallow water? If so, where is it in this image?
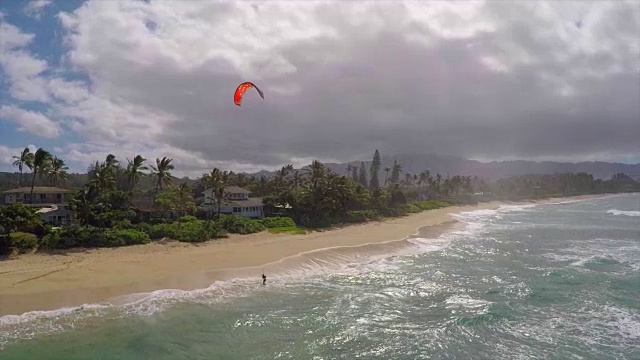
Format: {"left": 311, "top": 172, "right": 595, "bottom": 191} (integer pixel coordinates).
{"left": 1, "top": 194, "right": 639, "bottom": 359}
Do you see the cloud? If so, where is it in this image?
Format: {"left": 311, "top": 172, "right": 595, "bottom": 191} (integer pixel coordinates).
{"left": 23, "top": 0, "right": 53, "bottom": 20}
{"left": 2, "top": 0, "right": 639, "bottom": 177}
{"left": 0, "top": 105, "right": 62, "bottom": 138}
{"left": 0, "top": 19, "right": 50, "bottom": 102}
{"left": 0, "top": 145, "right": 19, "bottom": 166}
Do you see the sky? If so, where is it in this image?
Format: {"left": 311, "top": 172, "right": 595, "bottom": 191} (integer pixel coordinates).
{"left": 0, "top": 0, "right": 639, "bottom": 177}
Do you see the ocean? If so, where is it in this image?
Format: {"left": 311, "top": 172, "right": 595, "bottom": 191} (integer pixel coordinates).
{"left": 1, "top": 194, "right": 639, "bottom": 359}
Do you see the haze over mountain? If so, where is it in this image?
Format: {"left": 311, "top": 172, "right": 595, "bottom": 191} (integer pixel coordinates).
{"left": 245, "top": 153, "right": 640, "bottom": 181}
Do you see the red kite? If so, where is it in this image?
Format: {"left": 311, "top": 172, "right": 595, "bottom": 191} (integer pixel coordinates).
{"left": 234, "top": 81, "right": 264, "bottom": 106}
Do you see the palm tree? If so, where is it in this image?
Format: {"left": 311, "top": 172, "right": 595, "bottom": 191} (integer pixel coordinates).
{"left": 150, "top": 157, "right": 174, "bottom": 192}
{"left": 176, "top": 182, "right": 195, "bottom": 212}
{"left": 202, "top": 168, "right": 226, "bottom": 218}
{"left": 88, "top": 162, "right": 116, "bottom": 191}
{"left": 47, "top": 157, "right": 69, "bottom": 186}
{"left": 125, "top": 155, "right": 148, "bottom": 190}
{"left": 291, "top": 170, "right": 305, "bottom": 189}
{"left": 29, "top": 148, "right": 52, "bottom": 203}
{"left": 105, "top": 154, "right": 119, "bottom": 169}
{"left": 419, "top": 170, "right": 430, "bottom": 188}
{"left": 404, "top": 173, "right": 413, "bottom": 186}
{"left": 235, "top": 173, "right": 249, "bottom": 188}
{"left": 383, "top": 167, "right": 391, "bottom": 186}
{"left": 12, "top": 147, "right": 34, "bottom": 186}
{"left": 71, "top": 186, "right": 97, "bottom": 226}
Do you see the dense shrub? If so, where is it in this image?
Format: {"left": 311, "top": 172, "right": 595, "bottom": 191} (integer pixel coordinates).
{"left": 39, "top": 227, "right": 150, "bottom": 249}
{"left": 258, "top": 216, "right": 296, "bottom": 228}
{"left": 343, "top": 210, "right": 380, "bottom": 223}
{"left": 267, "top": 226, "right": 306, "bottom": 235}
{"left": 0, "top": 234, "right": 10, "bottom": 256}
{"left": 149, "top": 223, "right": 177, "bottom": 239}
{"left": 113, "top": 220, "right": 133, "bottom": 229}
{"left": 102, "top": 229, "right": 150, "bottom": 247}
{"left": 216, "top": 215, "right": 265, "bottom": 234}
{"left": 0, "top": 204, "right": 42, "bottom": 234}
{"left": 9, "top": 232, "right": 38, "bottom": 253}
{"left": 129, "top": 222, "right": 153, "bottom": 236}
{"left": 379, "top": 206, "right": 408, "bottom": 217}
{"left": 54, "top": 226, "right": 95, "bottom": 249}
{"left": 178, "top": 215, "right": 198, "bottom": 223}
{"left": 414, "top": 200, "right": 451, "bottom": 211}
{"left": 39, "top": 229, "right": 62, "bottom": 249}
{"left": 403, "top": 204, "right": 422, "bottom": 213}
{"left": 173, "top": 220, "right": 227, "bottom": 242}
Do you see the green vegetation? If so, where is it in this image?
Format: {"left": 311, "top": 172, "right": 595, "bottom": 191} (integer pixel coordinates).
{"left": 267, "top": 226, "right": 307, "bottom": 235}
{"left": 258, "top": 216, "right": 297, "bottom": 228}
{"left": 216, "top": 214, "right": 265, "bottom": 234}
{"left": 9, "top": 232, "right": 38, "bottom": 253}
{"left": 1, "top": 146, "right": 639, "bottom": 256}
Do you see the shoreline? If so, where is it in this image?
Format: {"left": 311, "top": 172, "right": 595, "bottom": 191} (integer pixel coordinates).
{"left": 0, "top": 194, "right": 616, "bottom": 316}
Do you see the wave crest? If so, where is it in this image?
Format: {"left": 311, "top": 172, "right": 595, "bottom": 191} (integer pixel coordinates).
{"left": 607, "top": 209, "right": 640, "bottom": 217}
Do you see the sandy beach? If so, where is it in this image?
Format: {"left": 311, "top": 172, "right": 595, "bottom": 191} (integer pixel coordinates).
{"left": 0, "top": 195, "right": 609, "bottom": 316}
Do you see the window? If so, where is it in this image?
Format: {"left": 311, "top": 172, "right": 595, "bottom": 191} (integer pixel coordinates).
{"left": 56, "top": 193, "right": 62, "bottom": 200}
{"left": 40, "top": 194, "right": 47, "bottom": 200}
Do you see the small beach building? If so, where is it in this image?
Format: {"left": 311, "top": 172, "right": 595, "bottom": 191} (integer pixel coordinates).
{"left": 201, "top": 186, "right": 264, "bottom": 218}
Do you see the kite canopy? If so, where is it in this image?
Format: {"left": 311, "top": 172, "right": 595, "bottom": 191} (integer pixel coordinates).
{"left": 234, "top": 81, "right": 264, "bottom": 106}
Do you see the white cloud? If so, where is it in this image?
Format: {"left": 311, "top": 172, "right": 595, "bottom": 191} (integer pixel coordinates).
{"left": 0, "top": 19, "right": 50, "bottom": 102}
{"left": 24, "top": 0, "right": 53, "bottom": 20}
{"left": 0, "top": 105, "right": 62, "bottom": 138}
{"left": 0, "top": 145, "right": 20, "bottom": 166}
{"left": 1, "top": 1, "right": 639, "bottom": 177}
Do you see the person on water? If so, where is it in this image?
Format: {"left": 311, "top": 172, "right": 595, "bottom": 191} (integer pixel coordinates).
{"left": 262, "top": 273, "right": 267, "bottom": 285}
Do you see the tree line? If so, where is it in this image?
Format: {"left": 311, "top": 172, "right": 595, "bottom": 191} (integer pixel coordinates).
{"left": 1, "top": 146, "right": 638, "bottom": 254}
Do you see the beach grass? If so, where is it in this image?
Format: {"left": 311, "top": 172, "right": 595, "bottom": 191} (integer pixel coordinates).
{"left": 267, "top": 226, "right": 307, "bottom": 235}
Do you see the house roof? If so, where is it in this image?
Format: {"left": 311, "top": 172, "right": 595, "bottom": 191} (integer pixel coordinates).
{"left": 2, "top": 187, "right": 73, "bottom": 194}
{"left": 131, "top": 198, "right": 155, "bottom": 212}
{"left": 202, "top": 186, "right": 251, "bottom": 195}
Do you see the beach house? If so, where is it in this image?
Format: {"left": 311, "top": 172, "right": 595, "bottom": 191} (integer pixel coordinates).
{"left": 1, "top": 187, "right": 75, "bottom": 226}
{"left": 201, "top": 186, "right": 264, "bottom": 218}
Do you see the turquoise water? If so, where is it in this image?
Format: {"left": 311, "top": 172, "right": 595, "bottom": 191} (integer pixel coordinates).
{"left": 1, "top": 194, "right": 639, "bottom": 359}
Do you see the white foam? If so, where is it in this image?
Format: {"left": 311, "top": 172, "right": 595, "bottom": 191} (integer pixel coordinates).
{"left": 406, "top": 237, "right": 451, "bottom": 253}
{"left": 498, "top": 204, "right": 538, "bottom": 212}
{"left": 607, "top": 209, "right": 640, "bottom": 217}
{"left": 0, "top": 303, "right": 109, "bottom": 327}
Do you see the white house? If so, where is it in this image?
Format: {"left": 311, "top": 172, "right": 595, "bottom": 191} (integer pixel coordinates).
{"left": 201, "top": 186, "right": 264, "bottom": 218}
{"left": 2, "top": 187, "right": 74, "bottom": 226}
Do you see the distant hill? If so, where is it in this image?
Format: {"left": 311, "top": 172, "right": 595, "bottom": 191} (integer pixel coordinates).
{"left": 283, "top": 153, "right": 640, "bottom": 181}
{"left": 1, "top": 153, "right": 638, "bottom": 192}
